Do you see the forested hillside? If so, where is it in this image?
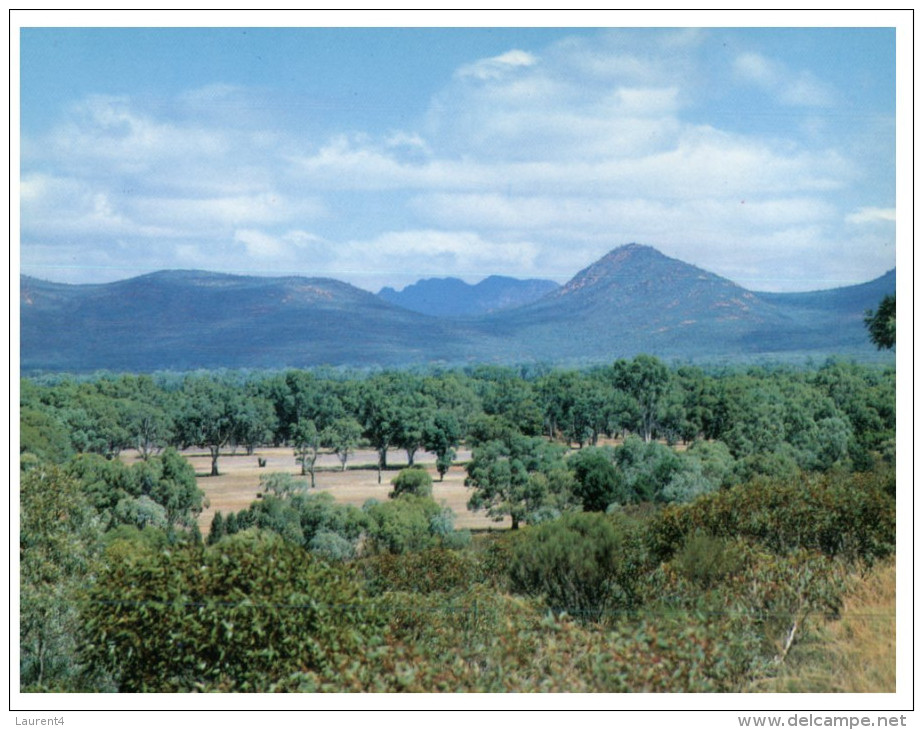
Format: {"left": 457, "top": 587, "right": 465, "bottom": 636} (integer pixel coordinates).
{"left": 20, "top": 245, "right": 896, "bottom": 372}
{"left": 378, "top": 275, "right": 558, "bottom": 316}
{"left": 20, "top": 357, "right": 896, "bottom": 692}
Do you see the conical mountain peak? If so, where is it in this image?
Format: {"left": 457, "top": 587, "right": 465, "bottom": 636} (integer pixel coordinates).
{"left": 558, "top": 244, "right": 702, "bottom": 297}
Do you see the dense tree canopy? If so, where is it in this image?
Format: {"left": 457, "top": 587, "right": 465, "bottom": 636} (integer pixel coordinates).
{"left": 864, "top": 294, "right": 896, "bottom": 350}
{"left": 19, "top": 354, "right": 897, "bottom": 693}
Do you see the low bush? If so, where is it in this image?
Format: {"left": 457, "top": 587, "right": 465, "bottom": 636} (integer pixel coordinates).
{"left": 309, "top": 530, "right": 356, "bottom": 561}
{"left": 670, "top": 530, "right": 747, "bottom": 588}
{"left": 363, "top": 494, "right": 446, "bottom": 555}
{"left": 507, "top": 511, "right": 647, "bottom": 623}
{"left": 647, "top": 468, "right": 895, "bottom": 566}
{"left": 389, "top": 467, "right": 433, "bottom": 499}
{"left": 81, "top": 529, "right": 383, "bottom": 692}
{"left": 361, "top": 547, "right": 483, "bottom": 595}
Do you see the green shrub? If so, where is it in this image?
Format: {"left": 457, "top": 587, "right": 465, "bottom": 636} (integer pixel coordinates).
{"left": 574, "top": 611, "right": 765, "bottom": 692}
{"left": 390, "top": 466, "right": 433, "bottom": 498}
{"left": 612, "top": 436, "right": 688, "bottom": 503}
{"left": 81, "top": 529, "right": 383, "bottom": 692}
{"left": 507, "top": 511, "right": 646, "bottom": 622}
{"left": 20, "top": 466, "right": 108, "bottom": 692}
{"left": 660, "top": 466, "right": 719, "bottom": 504}
{"left": 478, "top": 531, "right": 519, "bottom": 590}
{"left": 428, "top": 506, "right": 456, "bottom": 537}
{"left": 20, "top": 407, "right": 74, "bottom": 465}
{"left": 567, "top": 447, "right": 626, "bottom": 511}
{"left": 441, "top": 528, "right": 472, "bottom": 550}
{"left": 648, "top": 468, "right": 895, "bottom": 566}
{"left": 227, "top": 491, "right": 367, "bottom": 554}
{"left": 644, "top": 536, "right": 849, "bottom": 670}
{"left": 363, "top": 494, "right": 445, "bottom": 555}
{"left": 670, "top": 531, "right": 747, "bottom": 588}
{"left": 259, "top": 471, "right": 303, "bottom": 497}
{"left": 309, "top": 529, "right": 356, "bottom": 561}
{"left": 362, "top": 547, "right": 483, "bottom": 594}
{"left": 372, "top": 586, "right": 763, "bottom": 692}
{"left": 294, "top": 491, "right": 367, "bottom": 544}
{"left": 112, "top": 495, "right": 168, "bottom": 529}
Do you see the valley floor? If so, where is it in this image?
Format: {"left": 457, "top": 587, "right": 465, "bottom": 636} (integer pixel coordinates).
{"left": 120, "top": 446, "right": 508, "bottom": 534}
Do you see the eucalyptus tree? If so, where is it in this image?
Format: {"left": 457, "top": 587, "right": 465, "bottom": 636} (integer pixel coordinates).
{"left": 358, "top": 372, "right": 427, "bottom": 481}
{"left": 423, "top": 410, "right": 461, "bottom": 481}
{"left": 864, "top": 294, "right": 896, "bottom": 350}
{"left": 567, "top": 446, "right": 626, "bottom": 512}
{"left": 292, "top": 418, "right": 321, "bottom": 488}
{"left": 359, "top": 380, "right": 400, "bottom": 483}
{"left": 232, "top": 393, "right": 278, "bottom": 455}
{"left": 321, "top": 417, "right": 364, "bottom": 472}
{"left": 174, "top": 376, "right": 241, "bottom": 477}
{"left": 20, "top": 466, "right": 105, "bottom": 691}
{"left": 465, "top": 435, "right": 568, "bottom": 530}
{"left": 611, "top": 355, "right": 672, "bottom": 443}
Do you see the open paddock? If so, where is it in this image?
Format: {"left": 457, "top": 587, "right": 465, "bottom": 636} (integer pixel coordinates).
{"left": 120, "top": 436, "right": 689, "bottom": 537}
{"left": 123, "top": 446, "right": 511, "bottom": 535}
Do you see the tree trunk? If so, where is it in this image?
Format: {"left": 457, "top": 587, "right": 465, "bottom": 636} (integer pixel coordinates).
{"left": 36, "top": 633, "right": 45, "bottom": 689}
{"left": 210, "top": 446, "right": 220, "bottom": 476}
{"left": 511, "top": 515, "right": 520, "bottom": 530}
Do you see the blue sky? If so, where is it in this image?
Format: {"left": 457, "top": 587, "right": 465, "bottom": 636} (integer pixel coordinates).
{"left": 18, "top": 17, "right": 901, "bottom": 293}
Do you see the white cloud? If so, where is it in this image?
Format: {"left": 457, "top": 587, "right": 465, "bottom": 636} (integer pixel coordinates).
{"left": 233, "top": 228, "right": 324, "bottom": 259}
{"left": 21, "top": 173, "right": 175, "bottom": 238}
{"left": 734, "top": 52, "right": 778, "bottom": 86}
{"left": 845, "top": 206, "right": 896, "bottom": 224}
{"left": 428, "top": 50, "right": 687, "bottom": 163}
{"left": 320, "top": 230, "right": 543, "bottom": 291}
{"left": 129, "top": 192, "right": 325, "bottom": 231}
{"left": 45, "top": 95, "right": 229, "bottom": 175}
{"left": 19, "top": 31, "right": 892, "bottom": 293}
{"left": 412, "top": 193, "right": 836, "bottom": 236}
{"left": 733, "top": 52, "right": 835, "bottom": 107}
{"left": 456, "top": 49, "right": 538, "bottom": 80}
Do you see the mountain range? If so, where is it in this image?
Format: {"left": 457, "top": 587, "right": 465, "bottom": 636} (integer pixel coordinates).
{"left": 378, "top": 276, "right": 559, "bottom": 317}
{"left": 20, "top": 244, "right": 896, "bottom": 373}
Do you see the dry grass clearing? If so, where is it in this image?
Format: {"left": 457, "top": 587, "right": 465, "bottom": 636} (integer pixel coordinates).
{"left": 749, "top": 560, "right": 896, "bottom": 693}
{"left": 161, "top": 446, "right": 510, "bottom": 535}
{"left": 124, "top": 438, "right": 688, "bottom": 538}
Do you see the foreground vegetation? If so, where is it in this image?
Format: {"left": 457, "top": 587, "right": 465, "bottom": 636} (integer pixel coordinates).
{"left": 20, "top": 356, "right": 896, "bottom": 692}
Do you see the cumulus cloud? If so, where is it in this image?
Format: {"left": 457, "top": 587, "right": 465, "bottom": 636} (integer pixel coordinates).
{"left": 234, "top": 229, "right": 325, "bottom": 259}
{"left": 21, "top": 173, "right": 176, "bottom": 238}
{"left": 20, "top": 30, "right": 893, "bottom": 292}
{"left": 412, "top": 193, "right": 836, "bottom": 236}
{"left": 733, "top": 52, "right": 835, "bottom": 107}
{"left": 316, "top": 230, "right": 544, "bottom": 291}
{"left": 427, "top": 44, "right": 688, "bottom": 163}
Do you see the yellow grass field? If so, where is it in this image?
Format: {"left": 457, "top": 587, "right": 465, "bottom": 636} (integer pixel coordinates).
{"left": 123, "top": 437, "right": 685, "bottom": 537}
{"left": 748, "top": 560, "right": 896, "bottom": 693}
{"left": 160, "top": 446, "right": 511, "bottom": 535}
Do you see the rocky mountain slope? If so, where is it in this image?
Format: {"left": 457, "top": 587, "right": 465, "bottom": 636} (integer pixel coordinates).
{"left": 20, "top": 245, "right": 895, "bottom": 372}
